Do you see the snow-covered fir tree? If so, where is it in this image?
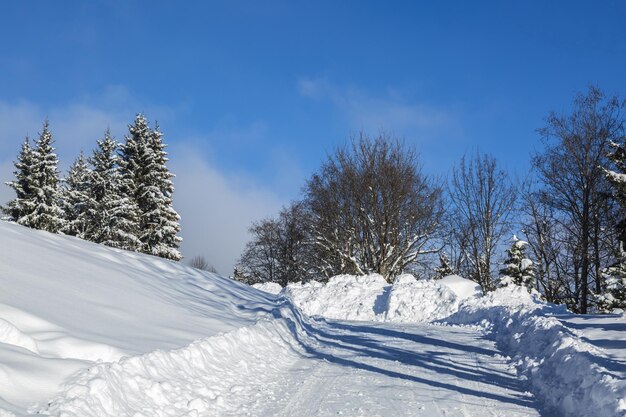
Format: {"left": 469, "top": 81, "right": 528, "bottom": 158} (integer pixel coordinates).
{"left": 119, "top": 115, "right": 182, "bottom": 260}
{"left": 596, "top": 253, "right": 626, "bottom": 312}
{"left": 434, "top": 252, "right": 455, "bottom": 279}
{"left": 143, "top": 123, "right": 182, "bottom": 260}
{"left": 6, "top": 122, "right": 64, "bottom": 232}
{"left": 87, "top": 130, "right": 141, "bottom": 250}
{"left": 60, "top": 152, "right": 93, "bottom": 238}
{"left": 4, "top": 138, "right": 37, "bottom": 223}
{"left": 499, "top": 235, "right": 535, "bottom": 291}
{"left": 604, "top": 139, "right": 626, "bottom": 241}
{"left": 599, "top": 138, "right": 626, "bottom": 310}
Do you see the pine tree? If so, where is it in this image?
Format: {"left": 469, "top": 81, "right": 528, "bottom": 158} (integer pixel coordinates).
{"left": 596, "top": 253, "right": 626, "bottom": 312}
{"left": 143, "top": 123, "right": 182, "bottom": 260}
{"left": 499, "top": 235, "right": 535, "bottom": 291}
{"left": 434, "top": 252, "right": 455, "bottom": 279}
{"left": 600, "top": 138, "right": 626, "bottom": 310}
{"left": 4, "top": 137, "right": 37, "bottom": 223}
{"left": 87, "top": 130, "right": 141, "bottom": 250}
{"left": 119, "top": 115, "right": 182, "bottom": 260}
{"left": 30, "top": 121, "right": 65, "bottom": 232}
{"left": 604, "top": 139, "right": 626, "bottom": 249}
{"left": 60, "top": 152, "right": 93, "bottom": 237}
{"left": 7, "top": 122, "right": 64, "bottom": 232}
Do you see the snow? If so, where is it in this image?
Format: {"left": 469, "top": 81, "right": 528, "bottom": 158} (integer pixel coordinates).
{"left": 438, "top": 274, "right": 483, "bottom": 299}
{"left": 252, "top": 282, "right": 283, "bottom": 295}
{"left": 385, "top": 274, "right": 460, "bottom": 322}
{"left": 1, "top": 220, "right": 624, "bottom": 417}
{"left": 283, "top": 273, "right": 478, "bottom": 323}
{"left": 0, "top": 221, "right": 276, "bottom": 414}
{"left": 283, "top": 274, "right": 389, "bottom": 321}
{"left": 444, "top": 285, "right": 626, "bottom": 417}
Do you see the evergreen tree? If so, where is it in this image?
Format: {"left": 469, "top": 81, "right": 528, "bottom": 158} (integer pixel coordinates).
{"left": 600, "top": 137, "right": 626, "bottom": 310}
{"left": 60, "top": 152, "right": 93, "bottom": 237}
{"left": 7, "top": 122, "right": 64, "bottom": 232}
{"left": 141, "top": 123, "right": 182, "bottom": 260}
{"left": 4, "top": 137, "right": 37, "bottom": 223}
{"left": 434, "top": 252, "right": 455, "bottom": 279}
{"left": 87, "top": 130, "right": 141, "bottom": 250}
{"left": 120, "top": 115, "right": 182, "bottom": 260}
{"left": 596, "top": 253, "right": 626, "bottom": 312}
{"left": 499, "top": 235, "right": 535, "bottom": 291}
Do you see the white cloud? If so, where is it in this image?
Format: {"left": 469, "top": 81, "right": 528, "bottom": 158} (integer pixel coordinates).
{"left": 298, "top": 77, "right": 452, "bottom": 135}
{"left": 171, "top": 149, "right": 283, "bottom": 275}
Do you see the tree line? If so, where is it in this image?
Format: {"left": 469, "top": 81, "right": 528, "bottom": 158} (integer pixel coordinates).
{"left": 3, "top": 114, "right": 182, "bottom": 261}
{"left": 235, "top": 86, "right": 626, "bottom": 314}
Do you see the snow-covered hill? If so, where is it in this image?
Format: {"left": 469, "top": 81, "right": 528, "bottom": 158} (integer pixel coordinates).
{"left": 0, "top": 221, "right": 278, "bottom": 415}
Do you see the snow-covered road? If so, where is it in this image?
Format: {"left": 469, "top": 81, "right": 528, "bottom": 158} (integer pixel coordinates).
{"left": 264, "top": 320, "right": 542, "bottom": 417}
{"left": 41, "top": 312, "right": 544, "bottom": 417}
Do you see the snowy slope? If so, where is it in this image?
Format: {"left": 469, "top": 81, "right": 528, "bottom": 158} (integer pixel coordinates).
{"left": 0, "top": 221, "right": 277, "bottom": 414}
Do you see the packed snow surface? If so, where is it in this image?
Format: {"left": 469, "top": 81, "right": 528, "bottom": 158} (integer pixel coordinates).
{"left": 1, "top": 221, "right": 625, "bottom": 417}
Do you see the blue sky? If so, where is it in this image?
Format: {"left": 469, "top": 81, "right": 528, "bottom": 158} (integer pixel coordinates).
{"left": 1, "top": 1, "right": 625, "bottom": 273}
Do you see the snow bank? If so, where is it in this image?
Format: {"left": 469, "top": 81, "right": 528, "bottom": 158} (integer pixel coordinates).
{"left": 283, "top": 273, "right": 479, "bottom": 323}
{"left": 385, "top": 274, "right": 460, "bottom": 322}
{"left": 438, "top": 274, "right": 482, "bottom": 300}
{"left": 284, "top": 274, "right": 389, "bottom": 321}
{"left": 252, "top": 282, "right": 283, "bottom": 295}
{"left": 36, "top": 302, "right": 309, "bottom": 417}
{"left": 444, "top": 285, "right": 626, "bottom": 417}
{"left": 0, "top": 221, "right": 277, "bottom": 414}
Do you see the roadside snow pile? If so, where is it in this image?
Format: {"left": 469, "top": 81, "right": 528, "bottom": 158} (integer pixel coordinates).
{"left": 252, "top": 282, "right": 283, "bottom": 295}
{"left": 0, "top": 221, "right": 278, "bottom": 415}
{"left": 385, "top": 274, "right": 460, "bottom": 322}
{"left": 438, "top": 274, "right": 482, "bottom": 300}
{"left": 284, "top": 274, "right": 389, "bottom": 321}
{"left": 37, "top": 302, "right": 309, "bottom": 417}
{"left": 444, "top": 285, "right": 626, "bottom": 417}
{"left": 282, "top": 273, "right": 478, "bottom": 322}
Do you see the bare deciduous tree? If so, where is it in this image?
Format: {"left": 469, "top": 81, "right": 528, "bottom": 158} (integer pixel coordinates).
{"left": 189, "top": 256, "right": 217, "bottom": 273}
{"left": 519, "top": 183, "right": 566, "bottom": 303}
{"left": 532, "top": 86, "right": 624, "bottom": 313}
{"left": 306, "top": 133, "right": 444, "bottom": 282}
{"left": 448, "top": 152, "right": 517, "bottom": 292}
{"left": 235, "top": 202, "right": 313, "bottom": 286}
